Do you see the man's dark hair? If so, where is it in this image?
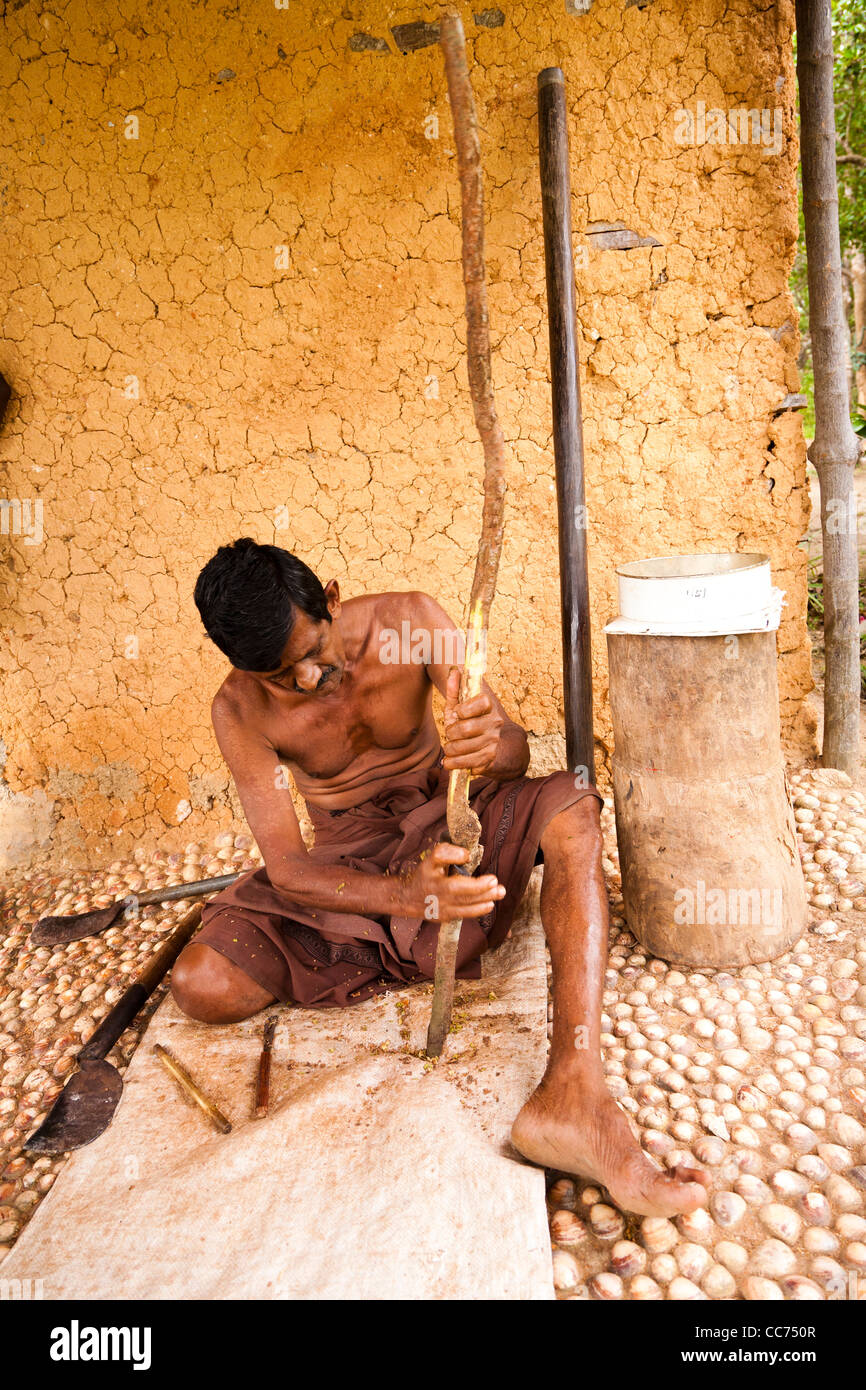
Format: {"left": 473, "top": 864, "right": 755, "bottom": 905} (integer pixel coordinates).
{"left": 194, "top": 538, "right": 332, "bottom": 670}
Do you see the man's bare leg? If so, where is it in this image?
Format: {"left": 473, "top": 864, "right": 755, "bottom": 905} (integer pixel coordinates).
{"left": 511, "top": 798, "right": 711, "bottom": 1218}
{"left": 171, "top": 942, "right": 276, "bottom": 1024}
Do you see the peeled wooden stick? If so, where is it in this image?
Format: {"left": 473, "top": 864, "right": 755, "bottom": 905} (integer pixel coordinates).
{"left": 426, "top": 10, "right": 508, "bottom": 1058}
{"left": 153, "top": 1044, "right": 232, "bottom": 1135}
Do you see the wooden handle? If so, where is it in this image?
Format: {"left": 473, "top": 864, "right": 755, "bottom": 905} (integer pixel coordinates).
{"left": 254, "top": 1015, "right": 277, "bottom": 1118}
{"left": 79, "top": 904, "right": 202, "bottom": 1062}
{"left": 254, "top": 1050, "right": 272, "bottom": 1119}
{"left": 136, "top": 873, "right": 240, "bottom": 907}
{"left": 136, "top": 902, "right": 203, "bottom": 993}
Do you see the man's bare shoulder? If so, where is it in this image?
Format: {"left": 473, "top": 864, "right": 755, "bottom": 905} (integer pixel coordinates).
{"left": 353, "top": 591, "right": 458, "bottom": 664}
{"left": 356, "top": 589, "right": 452, "bottom": 626}
{"left": 211, "top": 669, "right": 268, "bottom": 731}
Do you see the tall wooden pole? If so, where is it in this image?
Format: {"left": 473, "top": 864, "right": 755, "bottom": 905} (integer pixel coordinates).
{"left": 796, "top": 0, "right": 861, "bottom": 775}
{"left": 425, "top": 11, "right": 508, "bottom": 1058}
{"left": 537, "top": 68, "right": 595, "bottom": 783}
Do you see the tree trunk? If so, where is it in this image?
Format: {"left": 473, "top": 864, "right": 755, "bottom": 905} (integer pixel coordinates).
{"left": 796, "top": 0, "right": 861, "bottom": 777}
{"left": 853, "top": 246, "right": 866, "bottom": 411}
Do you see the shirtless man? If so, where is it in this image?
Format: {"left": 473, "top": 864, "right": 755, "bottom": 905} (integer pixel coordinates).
{"left": 173, "top": 538, "right": 709, "bottom": 1217}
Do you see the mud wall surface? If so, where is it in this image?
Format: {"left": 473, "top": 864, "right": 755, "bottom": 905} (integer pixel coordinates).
{"left": 0, "top": 0, "right": 811, "bottom": 866}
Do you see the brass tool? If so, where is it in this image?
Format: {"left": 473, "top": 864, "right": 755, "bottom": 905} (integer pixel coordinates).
{"left": 254, "top": 1014, "right": 278, "bottom": 1119}
{"left": 154, "top": 1043, "right": 232, "bottom": 1135}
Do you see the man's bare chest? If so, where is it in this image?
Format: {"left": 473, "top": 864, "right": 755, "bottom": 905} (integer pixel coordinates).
{"left": 266, "top": 669, "right": 435, "bottom": 780}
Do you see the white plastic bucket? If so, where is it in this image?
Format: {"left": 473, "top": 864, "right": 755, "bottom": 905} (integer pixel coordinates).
{"left": 604, "top": 552, "right": 783, "bottom": 637}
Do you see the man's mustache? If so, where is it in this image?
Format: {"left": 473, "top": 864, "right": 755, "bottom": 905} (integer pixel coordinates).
{"left": 288, "top": 666, "right": 341, "bottom": 694}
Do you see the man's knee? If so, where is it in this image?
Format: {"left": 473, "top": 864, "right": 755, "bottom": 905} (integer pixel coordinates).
{"left": 170, "top": 942, "right": 272, "bottom": 1024}
{"left": 540, "top": 795, "right": 602, "bottom": 855}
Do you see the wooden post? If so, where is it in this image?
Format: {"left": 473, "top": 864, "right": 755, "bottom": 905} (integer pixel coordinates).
{"left": 537, "top": 68, "right": 595, "bottom": 783}
{"left": 796, "top": 0, "right": 861, "bottom": 775}
{"left": 425, "top": 11, "right": 508, "bottom": 1059}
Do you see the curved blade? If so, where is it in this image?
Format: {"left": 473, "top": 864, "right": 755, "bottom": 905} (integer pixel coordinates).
{"left": 23, "top": 1060, "right": 124, "bottom": 1153}
{"left": 29, "top": 873, "right": 241, "bottom": 947}
{"left": 30, "top": 903, "right": 123, "bottom": 948}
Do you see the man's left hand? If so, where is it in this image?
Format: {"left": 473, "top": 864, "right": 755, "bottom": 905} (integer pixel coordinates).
{"left": 442, "top": 667, "right": 504, "bottom": 775}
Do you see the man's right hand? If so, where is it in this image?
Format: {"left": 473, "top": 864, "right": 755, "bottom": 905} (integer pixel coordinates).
{"left": 398, "top": 842, "right": 506, "bottom": 922}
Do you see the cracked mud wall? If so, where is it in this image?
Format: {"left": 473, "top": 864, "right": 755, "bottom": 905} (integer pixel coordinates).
{"left": 0, "top": 0, "right": 812, "bottom": 867}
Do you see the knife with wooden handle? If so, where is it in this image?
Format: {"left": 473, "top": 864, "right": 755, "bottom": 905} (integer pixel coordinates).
{"left": 254, "top": 1014, "right": 278, "bottom": 1118}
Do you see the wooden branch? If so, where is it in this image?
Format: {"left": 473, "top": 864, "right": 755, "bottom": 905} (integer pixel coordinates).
{"left": 426, "top": 9, "right": 507, "bottom": 1058}
{"left": 837, "top": 125, "right": 866, "bottom": 168}
{"left": 796, "top": 0, "right": 861, "bottom": 775}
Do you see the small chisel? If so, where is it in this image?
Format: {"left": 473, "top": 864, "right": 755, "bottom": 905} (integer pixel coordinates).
{"left": 254, "top": 1014, "right": 278, "bottom": 1119}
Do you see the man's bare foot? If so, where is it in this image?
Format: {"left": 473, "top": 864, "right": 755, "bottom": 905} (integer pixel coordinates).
{"left": 511, "top": 1077, "right": 711, "bottom": 1218}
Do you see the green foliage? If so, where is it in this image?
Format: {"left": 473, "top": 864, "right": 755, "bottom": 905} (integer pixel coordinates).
{"left": 806, "top": 556, "right": 825, "bottom": 632}
{"left": 800, "top": 353, "right": 816, "bottom": 439}
{"left": 834, "top": 0, "right": 866, "bottom": 253}
{"left": 806, "top": 555, "right": 866, "bottom": 695}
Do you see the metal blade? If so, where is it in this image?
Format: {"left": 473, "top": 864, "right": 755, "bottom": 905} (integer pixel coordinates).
{"left": 23, "top": 1060, "right": 124, "bottom": 1153}
{"left": 262, "top": 1014, "right": 278, "bottom": 1051}
{"left": 29, "top": 872, "right": 242, "bottom": 947}
{"left": 29, "top": 903, "right": 124, "bottom": 948}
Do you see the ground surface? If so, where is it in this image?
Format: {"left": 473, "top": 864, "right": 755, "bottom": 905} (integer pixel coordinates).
{"left": 546, "top": 771, "right": 866, "bottom": 1300}
{"left": 0, "top": 835, "right": 258, "bottom": 1255}
{"left": 1, "top": 771, "right": 865, "bottom": 1300}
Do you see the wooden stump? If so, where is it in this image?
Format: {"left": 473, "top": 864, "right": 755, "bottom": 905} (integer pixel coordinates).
{"left": 607, "top": 631, "right": 808, "bottom": 968}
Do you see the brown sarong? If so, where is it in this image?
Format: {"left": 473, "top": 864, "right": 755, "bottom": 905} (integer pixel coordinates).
{"left": 197, "top": 752, "right": 603, "bottom": 1008}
